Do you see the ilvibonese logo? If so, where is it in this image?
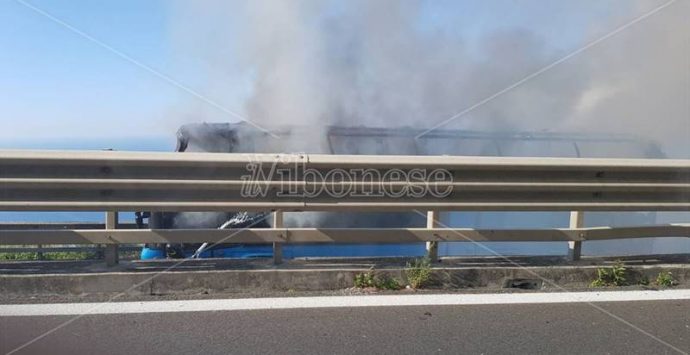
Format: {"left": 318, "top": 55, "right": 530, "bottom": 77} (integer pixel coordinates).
{"left": 240, "top": 158, "right": 453, "bottom": 199}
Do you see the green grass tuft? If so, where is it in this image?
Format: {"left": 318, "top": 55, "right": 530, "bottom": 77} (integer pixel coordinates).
{"left": 405, "top": 257, "right": 432, "bottom": 289}
{"left": 591, "top": 260, "right": 627, "bottom": 287}
{"left": 655, "top": 271, "right": 676, "bottom": 287}
{"left": 354, "top": 270, "right": 402, "bottom": 290}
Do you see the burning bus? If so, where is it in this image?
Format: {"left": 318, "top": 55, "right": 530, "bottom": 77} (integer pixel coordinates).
{"left": 139, "top": 122, "right": 669, "bottom": 260}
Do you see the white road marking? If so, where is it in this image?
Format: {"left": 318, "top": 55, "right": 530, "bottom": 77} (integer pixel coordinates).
{"left": 1, "top": 289, "right": 689, "bottom": 317}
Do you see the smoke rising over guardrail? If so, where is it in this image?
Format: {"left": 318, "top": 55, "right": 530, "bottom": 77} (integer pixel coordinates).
{"left": 171, "top": 0, "right": 688, "bottom": 157}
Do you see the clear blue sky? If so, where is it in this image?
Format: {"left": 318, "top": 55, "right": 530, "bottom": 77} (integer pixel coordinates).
{"left": 0, "top": 0, "right": 631, "bottom": 145}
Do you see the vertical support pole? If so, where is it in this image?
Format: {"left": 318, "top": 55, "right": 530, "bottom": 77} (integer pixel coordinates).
{"left": 272, "top": 210, "right": 284, "bottom": 265}
{"left": 426, "top": 210, "right": 439, "bottom": 261}
{"left": 105, "top": 211, "right": 119, "bottom": 266}
{"left": 567, "top": 211, "right": 584, "bottom": 262}
{"left": 36, "top": 244, "right": 44, "bottom": 260}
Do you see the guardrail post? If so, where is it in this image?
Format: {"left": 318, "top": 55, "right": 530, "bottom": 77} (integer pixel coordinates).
{"left": 105, "top": 211, "right": 119, "bottom": 266}
{"left": 426, "top": 210, "right": 439, "bottom": 261}
{"left": 273, "top": 211, "right": 283, "bottom": 265}
{"left": 567, "top": 211, "right": 584, "bottom": 261}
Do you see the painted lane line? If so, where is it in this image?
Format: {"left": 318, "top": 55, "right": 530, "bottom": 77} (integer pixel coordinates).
{"left": 1, "top": 289, "right": 689, "bottom": 317}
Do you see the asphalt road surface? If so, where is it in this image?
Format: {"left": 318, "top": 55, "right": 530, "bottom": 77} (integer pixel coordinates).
{"left": 1, "top": 297, "right": 688, "bottom": 354}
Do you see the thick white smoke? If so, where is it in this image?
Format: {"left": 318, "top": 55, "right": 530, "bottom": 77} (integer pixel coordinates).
{"left": 170, "top": 0, "right": 688, "bottom": 157}
{"left": 561, "top": 1, "right": 689, "bottom": 157}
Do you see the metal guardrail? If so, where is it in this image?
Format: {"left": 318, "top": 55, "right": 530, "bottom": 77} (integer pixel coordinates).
{"left": 2, "top": 225, "right": 689, "bottom": 244}
{"left": 0, "top": 150, "right": 689, "bottom": 211}
{"left": 0, "top": 150, "right": 688, "bottom": 265}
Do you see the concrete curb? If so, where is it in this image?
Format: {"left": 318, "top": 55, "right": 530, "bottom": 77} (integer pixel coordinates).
{"left": 2, "top": 264, "right": 688, "bottom": 297}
